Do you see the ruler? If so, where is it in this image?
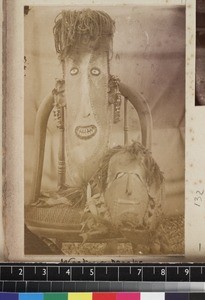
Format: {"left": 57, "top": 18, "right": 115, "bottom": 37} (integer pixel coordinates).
{"left": 0, "top": 263, "right": 205, "bottom": 292}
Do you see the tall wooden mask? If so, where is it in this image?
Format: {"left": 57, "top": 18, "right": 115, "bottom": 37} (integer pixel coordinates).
{"left": 53, "top": 10, "right": 115, "bottom": 186}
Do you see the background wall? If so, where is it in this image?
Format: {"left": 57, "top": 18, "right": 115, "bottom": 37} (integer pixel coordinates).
{"left": 24, "top": 5, "right": 185, "bottom": 215}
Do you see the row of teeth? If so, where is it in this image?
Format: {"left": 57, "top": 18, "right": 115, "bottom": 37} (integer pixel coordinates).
{"left": 78, "top": 128, "right": 94, "bottom": 135}
{"left": 75, "top": 126, "right": 96, "bottom": 138}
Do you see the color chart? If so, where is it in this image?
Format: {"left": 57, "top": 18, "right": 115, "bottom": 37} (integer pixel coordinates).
{"left": 0, "top": 292, "right": 205, "bottom": 300}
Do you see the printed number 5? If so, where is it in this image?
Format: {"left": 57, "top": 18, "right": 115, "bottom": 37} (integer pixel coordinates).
{"left": 90, "top": 268, "right": 94, "bottom": 276}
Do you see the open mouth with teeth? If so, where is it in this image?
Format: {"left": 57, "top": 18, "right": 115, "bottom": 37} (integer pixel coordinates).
{"left": 75, "top": 125, "right": 97, "bottom": 140}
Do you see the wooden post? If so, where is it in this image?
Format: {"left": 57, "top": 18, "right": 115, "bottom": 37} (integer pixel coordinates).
{"left": 58, "top": 105, "right": 66, "bottom": 188}
{"left": 124, "top": 97, "right": 128, "bottom": 146}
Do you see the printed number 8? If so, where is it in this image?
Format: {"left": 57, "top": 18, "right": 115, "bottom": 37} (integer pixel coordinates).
{"left": 161, "top": 269, "right": 165, "bottom": 276}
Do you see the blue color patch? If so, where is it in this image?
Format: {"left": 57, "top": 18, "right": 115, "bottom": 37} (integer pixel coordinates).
{"left": 19, "top": 293, "right": 44, "bottom": 300}
{"left": 0, "top": 293, "right": 18, "bottom": 300}
{"left": 165, "top": 293, "right": 189, "bottom": 300}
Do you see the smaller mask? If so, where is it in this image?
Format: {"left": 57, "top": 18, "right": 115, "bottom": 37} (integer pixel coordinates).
{"left": 104, "top": 142, "right": 164, "bottom": 232}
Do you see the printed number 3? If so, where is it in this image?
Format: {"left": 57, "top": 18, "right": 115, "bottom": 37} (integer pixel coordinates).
{"left": 42, "top": 268, "right": 46, "bottom": 276}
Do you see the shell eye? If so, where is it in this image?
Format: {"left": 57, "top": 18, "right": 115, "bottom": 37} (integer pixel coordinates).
{"left": 115, "top": 172, "right": 124, "bottom": 179}
{"left": 70, "top": 67, "right": 79, "bottom": 75}
{"left": 91, "top": 67, "right": 101, "bottom": 76}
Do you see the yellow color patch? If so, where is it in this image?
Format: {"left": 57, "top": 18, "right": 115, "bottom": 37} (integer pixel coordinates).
{"left": 68, "top": 293, "right": 93, "bottom": 300}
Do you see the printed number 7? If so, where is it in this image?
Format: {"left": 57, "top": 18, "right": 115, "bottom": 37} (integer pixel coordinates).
{"left": 138, "top": 269, "right": 142, "bottom": 276}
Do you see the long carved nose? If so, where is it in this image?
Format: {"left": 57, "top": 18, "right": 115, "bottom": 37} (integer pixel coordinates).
{"left": 126, "top": 174, "right": 132, "bottom": 196}
{"left": 83, "top": 112, "right": 91, "bottom": 118}
{"left": 81, "top": 72, "right": 92, "bottom": 119}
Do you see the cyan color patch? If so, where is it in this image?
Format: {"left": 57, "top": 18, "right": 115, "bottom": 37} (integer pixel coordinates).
{"left": 19, "top": 293, "right": 44, "bottom": 300}
{"left": 0, "top": 294, "right": 18, "bottom": 300}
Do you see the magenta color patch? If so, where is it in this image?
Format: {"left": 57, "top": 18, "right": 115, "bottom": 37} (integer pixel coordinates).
{"left": 116, "top": 292, "right": 140, "bottom": 300}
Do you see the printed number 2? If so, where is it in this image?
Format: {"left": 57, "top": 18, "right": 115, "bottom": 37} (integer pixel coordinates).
{"left": 19, "top": 268, "right": 23, "bottom": 276}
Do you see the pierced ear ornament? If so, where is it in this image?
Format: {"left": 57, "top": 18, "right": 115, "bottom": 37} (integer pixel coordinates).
{"left": 108, "top": 75, "right": 122, "bottom": 123}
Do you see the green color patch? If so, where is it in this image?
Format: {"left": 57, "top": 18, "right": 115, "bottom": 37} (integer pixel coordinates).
{"left": 44, "top": 293, "right": 68, "bottom": 300}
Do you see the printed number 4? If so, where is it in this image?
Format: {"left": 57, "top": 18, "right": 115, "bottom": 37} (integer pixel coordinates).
{"left": 66, "top": 269, "right": 70, "bottom": 276}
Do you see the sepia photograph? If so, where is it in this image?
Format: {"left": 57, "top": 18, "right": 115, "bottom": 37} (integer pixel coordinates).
{"left": 23, "top": 4, "right": 185, "bottom": 256}
{"left": 196, "top": 0, "right": 205, "bottom": 106}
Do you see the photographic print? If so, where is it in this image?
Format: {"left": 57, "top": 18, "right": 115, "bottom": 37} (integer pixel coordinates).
{"left": 196, "top": 0, "right": 205, "bottom": 106}
{"left": 23, "top": 4, "right": 186, "bottom": 256}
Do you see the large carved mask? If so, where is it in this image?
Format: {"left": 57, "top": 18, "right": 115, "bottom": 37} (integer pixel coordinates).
{"left": 53, "top": 10, "right": 115, "bottom": 186}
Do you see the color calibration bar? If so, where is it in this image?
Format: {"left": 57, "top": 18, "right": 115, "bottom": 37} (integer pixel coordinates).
{"left": 0, "top": 293, "right": 205, "bottom": 299}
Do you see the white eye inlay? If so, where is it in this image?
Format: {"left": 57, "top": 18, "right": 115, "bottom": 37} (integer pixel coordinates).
{"left": 115, "top": 172, "right": 124, "bottom": 179}
{"left": 91, "top": 67, "right": 101, "bottom": 76}
{"left": 70, "top": 67, "right": 79, "bottom": 75}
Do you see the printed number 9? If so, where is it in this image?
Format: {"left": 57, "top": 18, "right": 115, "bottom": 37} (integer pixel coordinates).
{"left": 185, "top": 269, "right": 189, "bottom": 276}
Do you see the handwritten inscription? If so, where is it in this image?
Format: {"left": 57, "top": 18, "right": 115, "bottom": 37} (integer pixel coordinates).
{"left": 194, "top": 189, "right": 204, "bottom": 207}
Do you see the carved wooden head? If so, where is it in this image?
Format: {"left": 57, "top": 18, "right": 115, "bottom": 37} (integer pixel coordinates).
{"left": 53, "top": 9, "right": 115, "bottom": 185}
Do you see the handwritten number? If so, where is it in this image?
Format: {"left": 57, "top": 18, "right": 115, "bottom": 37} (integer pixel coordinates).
{"left": 194, "top": 190, "right": 204, "bottom": 207}
{"left": 196, "top": 190, "right": 204, "bottom": 195}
